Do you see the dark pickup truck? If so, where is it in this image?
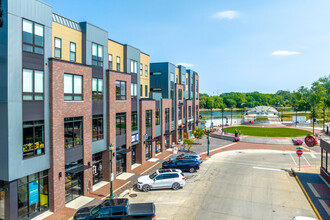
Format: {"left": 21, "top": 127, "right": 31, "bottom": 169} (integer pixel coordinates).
{"left": 74, "top": 198, "right": 155, "bottom": 220}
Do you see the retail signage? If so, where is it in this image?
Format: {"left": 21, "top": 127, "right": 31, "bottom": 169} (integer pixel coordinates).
{"left": 131, "top": 134, "right": 139, "bottom": 143}
{"left": 29, "top": 181, "right": 39, "bottom": 205}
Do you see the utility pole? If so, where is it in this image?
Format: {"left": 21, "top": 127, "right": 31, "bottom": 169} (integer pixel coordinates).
{"left": 323, "top": 107, "right": 326, "bottom": 131}
{"left": 221, "top": 108, "right": 224, "bottom": 131}
{"left": 312, "top": 108, "right": 315, "bottom": 136}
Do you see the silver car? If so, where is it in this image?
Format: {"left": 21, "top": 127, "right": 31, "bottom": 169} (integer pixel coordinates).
{"left": 137, "top": 169, "right": 185, "bottom": 192}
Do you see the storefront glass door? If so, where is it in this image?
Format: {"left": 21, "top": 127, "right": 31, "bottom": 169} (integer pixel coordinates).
{"left": 92, "top": 153, "right": 103, "bottom": 185}
{"left": 131, "top": 146, "right": 136, "bottom": 165}
{"left": 65, "top": 172, "right": 83, "bottom": 203}
{"left": 146, "top": 142, "right": 152, "bottom": 160}
{"left": 165, "top": 136, "right": 170, "bottom": 149}
{"left": 116, "top": 154, "right": 126, "bottom": 176}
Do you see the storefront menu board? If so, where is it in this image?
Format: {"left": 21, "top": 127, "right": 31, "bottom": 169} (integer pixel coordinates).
{"left": 29, "top": 181, "right": 39, "bottom": 205}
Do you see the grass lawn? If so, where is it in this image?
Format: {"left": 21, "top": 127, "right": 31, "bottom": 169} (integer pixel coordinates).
{"left": 222, "top": 126, "right": 312, "bottom": 137}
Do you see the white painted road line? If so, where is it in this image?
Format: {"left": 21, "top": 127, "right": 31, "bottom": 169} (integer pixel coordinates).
{"left": 289, "top": 153, "right": 298, "bottom": 166}
{"left": 155, "top": 202, "right": 180, "bottom": 205}
{"left": 302, "top": 155, "right": 311, "bottom": 166}
{"left": 310, "top": 153, "right": 316, "bottom": 158}
{"left": 253, "top": 166, "right": 285, "bottom": 172}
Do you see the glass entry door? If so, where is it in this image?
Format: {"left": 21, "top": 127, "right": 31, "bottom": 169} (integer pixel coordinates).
{"left": 65, "top": 172, "right": 83, "bottom": 203}
{"left": 165, "top": 136, "right": 170, "bottom": 149}
{"left": 116, "top": 154, "right": 126, "bottom": 176}
{"left": 146, "top": 142, "right": 152, "bottom": 160}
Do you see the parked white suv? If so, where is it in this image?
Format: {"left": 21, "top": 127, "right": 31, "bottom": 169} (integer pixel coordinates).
{"left": 137, "top": 169, "right": 185, "bottom": 192}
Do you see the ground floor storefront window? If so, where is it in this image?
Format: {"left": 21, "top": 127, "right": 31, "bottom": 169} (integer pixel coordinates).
{"left": 116, "top": 153, "right": 126, "bottom": 176}
{"left": 0, "top": 181, "right": 5, "bottom": 220}
{"left": 131, "top": 145, "right": 137, "bottom": 165}
{"left": 321, "top": 148, "right": 329, "bottom": 173}
{"left": 65, "top": 160, "right": 83, "bottom": 203}
{"left": 93, "top": 153, "right": 103, "bottom": 185}
{"left": 165, "top": 135, "right": 170, "bottom": 149}
{"left": 155, "top": 140, "right": 161, "bottom": 154}
{"left": 146, "top": 140, "right": 152, "bottom": 160}
{"left": 17, "top": 171, "right": 49, "bottom": 220}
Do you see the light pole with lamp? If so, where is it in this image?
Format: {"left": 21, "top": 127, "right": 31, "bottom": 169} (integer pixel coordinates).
{"left": 231, "top": 106, "right": 233, "bottom": 125}
{"left": 323, "top": 107, "right": 326, "bottom": 131}
{"left": 295, "top": 107, "right": 298, "bottom": 127}
{"left": 206, "top": 129, "right": 210, "bottom": 156}
{"left": 109, "top": 143, "right": 114, "bottom": 199}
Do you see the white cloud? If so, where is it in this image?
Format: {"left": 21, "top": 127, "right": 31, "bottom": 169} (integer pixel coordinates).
{"left": 177, "top": 62, "right": 195, "bottom": 68}
{"left": 271, "top": 51, "right": 301, "bottom": 56}
{"left": 212, "top": 11, "right": 238, "bottom": 19}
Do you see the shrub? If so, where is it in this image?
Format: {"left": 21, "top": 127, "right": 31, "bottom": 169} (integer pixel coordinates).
{"left": 295, "top": 139, "right": 303, "bottom": 145}
{"left": 234, "top": 137, "right": 240, "bottom": 142}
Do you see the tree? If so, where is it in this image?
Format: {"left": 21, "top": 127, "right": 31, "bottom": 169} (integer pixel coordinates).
{"left": 183, "top": 135, "right": 194, "bottom": 152}
{"left": 193, "top": 127, "right": 205, "bottom": 143}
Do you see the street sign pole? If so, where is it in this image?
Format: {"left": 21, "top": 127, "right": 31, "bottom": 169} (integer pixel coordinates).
{"left": 299, "top": 156, "right": 300, "bottom": 171}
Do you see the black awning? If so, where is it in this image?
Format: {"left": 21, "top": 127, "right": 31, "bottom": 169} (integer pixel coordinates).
{"left": 116, "top": 148, "right": 132, "bottom": 154}
{"left": 164, "top": 131, "right": 174, "bottom": 136}
{"left": 66, "top": 165, "right": 91, "bottom": 174}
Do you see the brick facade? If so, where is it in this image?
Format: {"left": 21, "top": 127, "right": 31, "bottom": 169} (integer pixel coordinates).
{"left": 138, "top": 100, "right": 156, "bottom": 163}
{"left": 106, "top": 70, "right": 132, "bottom": 177}
{"left": 173, "top": 84, "right": 185, "bottom": 143}
{"left": 48, "top": 59, "right": 93, "bottom": 212}
{"left": 161, "top": 99, "right": 172, "bottom": 151}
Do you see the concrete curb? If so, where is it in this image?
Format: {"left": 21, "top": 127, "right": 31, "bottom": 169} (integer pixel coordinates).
{"left": 293, "top": 172, "right": 322, "bottom": 220}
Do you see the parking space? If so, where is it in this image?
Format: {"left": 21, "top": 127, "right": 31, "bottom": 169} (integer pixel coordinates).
{"left": 124, "top": 150, "right": 317, "bottom": 220}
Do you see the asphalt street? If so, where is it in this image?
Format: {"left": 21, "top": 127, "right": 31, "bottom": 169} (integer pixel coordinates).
{"left": 125, "top": 149, "right": 319, "bottom": 220}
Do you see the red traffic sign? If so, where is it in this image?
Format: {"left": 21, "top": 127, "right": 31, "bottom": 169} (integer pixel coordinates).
{"left": 296, "top": 149, "right": 303, "bottom": 157}
{"left": 305, "top": 135, "right": 317, "bottom": 147}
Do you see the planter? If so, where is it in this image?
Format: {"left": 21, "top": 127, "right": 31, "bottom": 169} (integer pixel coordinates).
{"left": 294, "top": 139, "right": 303, "bottom": 145}
{"left": 234, "top": 137, "right": 240, "bottom": 142}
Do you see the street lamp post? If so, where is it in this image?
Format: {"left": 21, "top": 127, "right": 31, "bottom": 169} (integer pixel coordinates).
{"left": 231, "top": 107, "right": 233, "bottom": 125}
{"left": 295, "top": 107, "right": 298, "bottom": 127}
{"left": 206, "top": 130, "right": 210, "bottom": 156}
{"left": 312, "top": 108, "right": 315, "bottom": 136}
{"left": 221, "top": 108, "right": 224, "bottom": 131}
{"left": 323, "top": 107, "right": 326, "bottom": 131}
{"left": 109, "top": 144, "right": 114, "bottom": 199}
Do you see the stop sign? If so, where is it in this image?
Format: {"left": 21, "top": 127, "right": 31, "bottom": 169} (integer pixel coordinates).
{"left": 305, "top": 135, "right": 317, "bottom": 147}
{"left": 296, "top": 149, "right": 303, "bottom": 157}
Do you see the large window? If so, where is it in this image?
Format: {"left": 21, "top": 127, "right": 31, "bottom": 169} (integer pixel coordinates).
{"left": 178, "top": 89, "right": 182, "bottom": 100}
{"left": 70, "top": 42, "right": 76, "bottom": 62}
{"left": 172, "top": 107, "right": 174, "bottom": 121}
{"left": 54, "top": 37, "right": 61, "bottom": 58}
{"left": 23, "top": 121, "right": 45, "bottom": 159}
{"left": 116, "top": 81, "right": 126, "bottom": 100}
{"left": 92, "top": 115, "right": 103, "bottom": 142}
{"left": 64, "top": 74, "right": 82, "bottom": 101}
{"left": 92, "top": 78, "right": 103, "bottom": 100}
{"left": 131, "top": 83, "right": 138, "bottom": 100}
{"left": 116, "top": 113, "right": 126, "bottom": 136}
{"left": 170, "top": 89, "right": 174, "bottom": 99}
{"left": 23, "top": 19, "right": 44, "bottom": 54}
{"left": 92, "top": 43, "right": 103, "bottom": 66}
{"left": 165, "top": 108, "right": 170, "bottom": 123}
{"left": 140, "top": 64, "right": 143, "bottom": 76}
{"left": 189, "top": 106, "right": 192, "bottom": 119}
{"left": 17, "top": 171, "right": 48, "bottom": 219}
{"left": 64, "top": 117, "right": 83, "bottom": 149}
{"left": 178, "top": 107, "right": 182, "bottom": 120}
{"left": 116, "top": 56, "right": 120, "bottom": 71}
{"left": 146, "top": 110, "right": 152, "bottom": 128}
{"left": 131, "top": 111, "right": 138, "bottom": 131}
{"left": 196, "top": 80, "right": 198, "bottom": 99}
{"left": 156, "top": 109, "right": 160, "bottom": 125}
{"left": 130, "top": 60, "right": 138, "bottom": 73}
{"left": 170, "top": 72, "right": 175, "bottom": 82}
{"left": 23, "top": 69, "right": 44, "bottom": 101}
{"left": 140, "top": 85, "right": 143, "bottom": 97}
{"left": 145, "top": 65, "right": 148, "bottom": 77}
{"left": 145, "top": 85, "right": 148, "bottom": 97}
{"left": 108, "top": 54, "right": 113, "bottom": 70}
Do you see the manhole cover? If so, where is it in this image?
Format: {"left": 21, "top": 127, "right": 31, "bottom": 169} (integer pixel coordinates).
{"left": 129, "top": 193, "right": 137, "bottom": 197}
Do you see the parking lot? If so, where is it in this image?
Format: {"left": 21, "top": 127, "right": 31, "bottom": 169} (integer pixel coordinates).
{"left": 124, "top": 150, "right": 317, "bottom": 220}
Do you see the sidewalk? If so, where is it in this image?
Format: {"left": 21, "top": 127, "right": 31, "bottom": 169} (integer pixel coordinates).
{"left": 42, "top": 150, "right": 173, "bottom": 220}
{"left": 292, "top": 167, "right": 330, "bottom": 220}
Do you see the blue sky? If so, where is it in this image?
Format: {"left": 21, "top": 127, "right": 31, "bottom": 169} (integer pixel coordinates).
{"left": 44, "top": 0, "right": 330, "bottom": 95}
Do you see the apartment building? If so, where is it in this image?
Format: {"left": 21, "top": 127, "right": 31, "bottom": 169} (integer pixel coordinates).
{"left": 0, "top": 0, "right": 199, "bottom": 219}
